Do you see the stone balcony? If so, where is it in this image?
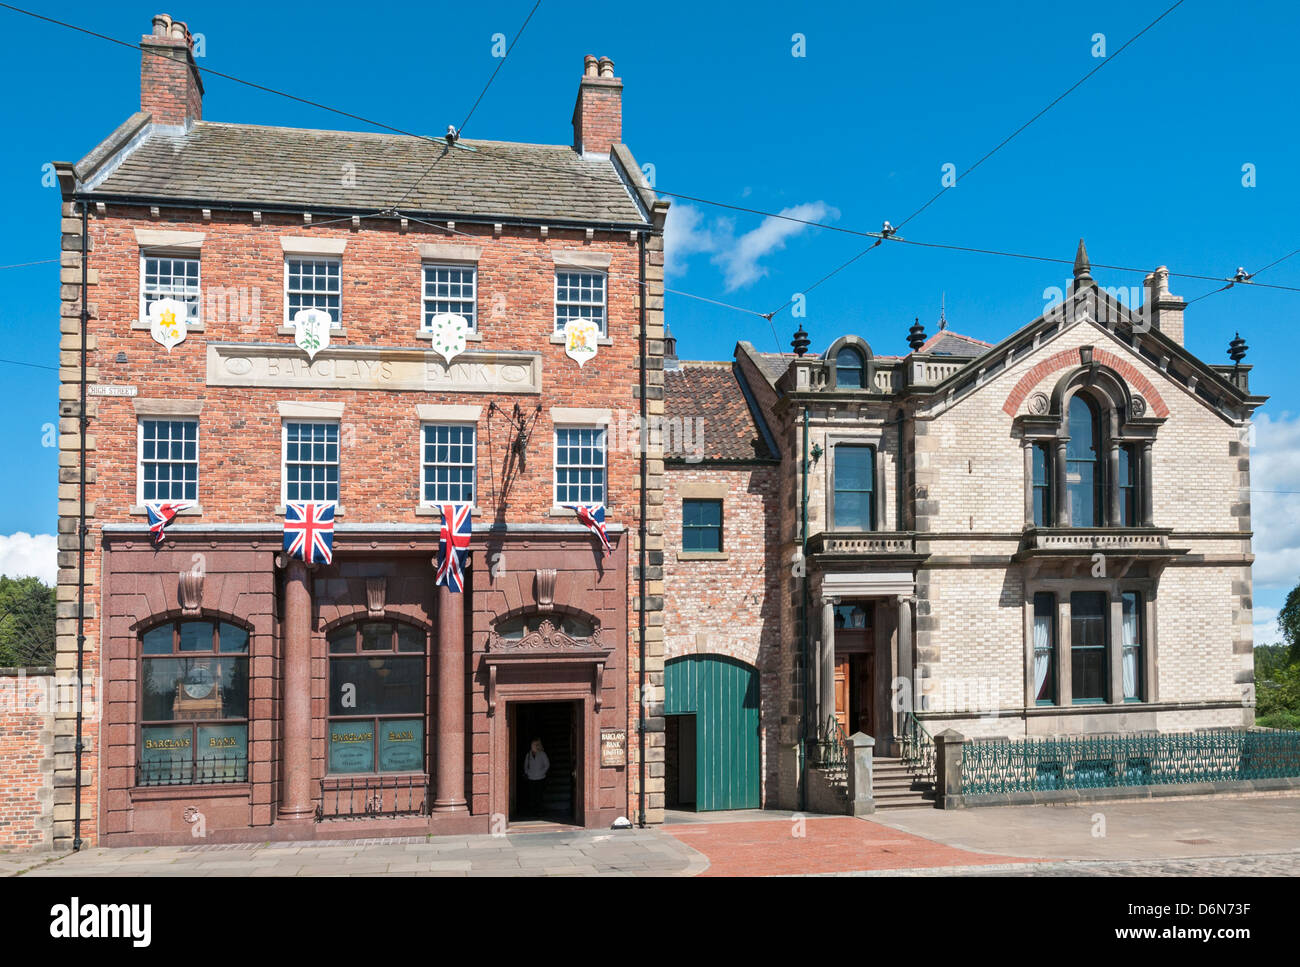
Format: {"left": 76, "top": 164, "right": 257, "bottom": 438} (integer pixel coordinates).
{"left": 1014, "top": 527, "right": 1188, "bottom": 576}
{"left": 807, "top": 531, "right": 923, "bottom": 560}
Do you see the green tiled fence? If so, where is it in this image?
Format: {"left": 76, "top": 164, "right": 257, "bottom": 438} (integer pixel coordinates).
{"left": 960, "top": 729, "right": 1300, "bottom": 796}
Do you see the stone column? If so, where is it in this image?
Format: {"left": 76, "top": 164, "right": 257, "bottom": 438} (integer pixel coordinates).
{"left": 895, "top": 595, "right": 914, "bottom": 748}
{"left": 433, "top": 577, "right": 467, "bottom": 812}
{"left": 819, "top": 597, "right": 836, "bottom": 732}
{"left": 1022, "top": 440, "right": 1035, "bottom": 527}
{"left": 1140, "top": 441, "right": 1154, "bottom": 526}
{"left": 847, "top": 732, "right": 876, "bottom": 816}
{"left": 278, "top": 558, "right": 314, "bottom": 824}
{"left": 1054, "top": 439, "right": 1069, "bottom": 525}
{"left": 1108, "top": 442, "right": 1121, "bottom": 525}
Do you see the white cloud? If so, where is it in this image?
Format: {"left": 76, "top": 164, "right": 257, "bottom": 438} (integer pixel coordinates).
{"left": 713, "top": 201, "right": 838, "bottom": 291}
{"left": 1250, "top": 411, "right": 1300, "bottom": 592}
{"left": 663, "top": 204, "right": 721, "bottom": 277}
{"left": 0, "top": 532, "right": 57, "bottom": 586}
{"left": 662, "top": 200, "right": 839, "bottom": 291}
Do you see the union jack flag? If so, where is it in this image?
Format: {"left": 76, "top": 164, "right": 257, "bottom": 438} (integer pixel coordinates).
{"left": 146, "top": 501, "right": 193, "bottom": 545}
{"left": 436, "top": 504, "right": 472, "bottom": 592}
{"left": 566, "top": 503, "right": 612, "bottom": 557}
{"left": 283, "top": 502, "right": 335, "bottom": 565}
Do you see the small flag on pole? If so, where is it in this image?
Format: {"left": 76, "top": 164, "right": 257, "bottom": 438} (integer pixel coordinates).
{"left": 146, "top": 501, "right": 193, "bottom": 545}
{"left": 565, "top": 503, "right": 612, "bottom": 557}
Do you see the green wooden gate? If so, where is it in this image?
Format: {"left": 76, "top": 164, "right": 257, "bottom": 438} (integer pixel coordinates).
{"left": 664, "top": 655, "right": 760, "bottom": 810}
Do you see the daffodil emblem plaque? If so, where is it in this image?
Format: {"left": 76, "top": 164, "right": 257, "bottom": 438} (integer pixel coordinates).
{"left": 147, "top": 297, "right": 189, "bottom": 351}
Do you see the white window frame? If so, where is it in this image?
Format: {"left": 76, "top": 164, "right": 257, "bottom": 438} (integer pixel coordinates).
{"left": 281, "top": 420, "right": 341, "bottom": 505}
{"left": 420, "top": 422, "right": 477, "bottom": 507}
{"left": 139, "top": 253, "right": 202, "bottom": 325}
{"left": 553, "top": 270, "right": 607, "bottom": 335}
{"left": 283, "top": 256, "right": 343, "bottom": 328}
{"left": 553, "top": 424, "right": 607, "bottom": 507}
{"left": 136, "top": 417, "right": 200, "bottom": 505}
{"left": 421, "top": 263, "right": 478, "bottom": 332}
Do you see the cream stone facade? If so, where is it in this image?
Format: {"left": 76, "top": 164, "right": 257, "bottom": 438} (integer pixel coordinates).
{"left": 664, "top": 244, "right": 1265, "bottom": 812}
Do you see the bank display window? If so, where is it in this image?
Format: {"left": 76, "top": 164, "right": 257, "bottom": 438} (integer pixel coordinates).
{"left": 327, "top": 622, "right": 427, "bottom": 775}
{"left": 138, "top": 619, "right": 249, "bottom": 785}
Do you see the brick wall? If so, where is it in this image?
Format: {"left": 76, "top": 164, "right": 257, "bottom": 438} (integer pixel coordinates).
{"left": 54, "top": 195, "right": 668, "bottom": 843}
{"left": 0, "top": 669, "right": 54, "bottom": 850}
{"left": 663, "top": 463, "right": 781, "bottom": 802}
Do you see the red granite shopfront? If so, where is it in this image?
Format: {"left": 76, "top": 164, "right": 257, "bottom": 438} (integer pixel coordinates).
{"left": 99, "top": 525, "right": 628, "bottom": 846}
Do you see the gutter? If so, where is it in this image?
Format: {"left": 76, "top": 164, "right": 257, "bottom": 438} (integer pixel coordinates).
{"left": 74, "top": 200, "right": 88, "bottom": 851}
{"left": 71, "top": 192, "right": 652, "bottom": 236}
{"left": 636, "top": 231, "right": 648, "bottom": 828}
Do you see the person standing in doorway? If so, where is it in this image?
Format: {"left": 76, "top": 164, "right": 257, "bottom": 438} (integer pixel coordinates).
{"left": 523, "top": 737, "right": 550, "bottom": 816}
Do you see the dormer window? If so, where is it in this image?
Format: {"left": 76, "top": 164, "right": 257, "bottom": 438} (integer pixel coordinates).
{"left": 835, "top": 347, "right": 866, "bottom": 389}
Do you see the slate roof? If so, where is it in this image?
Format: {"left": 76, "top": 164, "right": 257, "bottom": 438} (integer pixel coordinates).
{"left": 82, "top": 121, "right": 650, "bottom": 225}
{"left": 664, "top": 363, "right": 777, "bottom": 462}
{"left": 918, "top": 329, "right": 990, "bottom": 357}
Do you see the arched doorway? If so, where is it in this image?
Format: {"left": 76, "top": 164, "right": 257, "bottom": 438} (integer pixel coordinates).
{"left": 664, "top": 655, "right": 760, "bottom": 811}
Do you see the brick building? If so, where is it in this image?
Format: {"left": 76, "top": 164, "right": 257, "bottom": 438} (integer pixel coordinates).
{"left": 663, "top": 243, "right": 1265, "bottom": 812}
{"left": 42, "top": 14, "right": 669, "bottom": 847}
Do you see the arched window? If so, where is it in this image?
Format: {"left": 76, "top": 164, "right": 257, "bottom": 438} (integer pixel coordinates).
{"left": 835, "top": 347, "right": 865, "bottom": 389}
{"left": 139, "top": 619, "right": 249, "bottom": 786}
{"left": 1065, "top": 394, "right": 1102, "bottom": 526}
{"left": 326, "top": 620, "right": 427, "bottom": 775}
{"left": 495, "top": 612, "right": 597, "bottom": 641}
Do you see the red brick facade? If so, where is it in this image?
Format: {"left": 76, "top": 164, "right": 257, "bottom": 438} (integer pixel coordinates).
{"left": 0, "top": 670, "right": 54, "bottom": 849}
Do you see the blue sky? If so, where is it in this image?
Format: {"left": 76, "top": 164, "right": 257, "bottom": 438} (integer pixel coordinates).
{"left": 0, "top": 0, "right": 1296, "bottom": 641}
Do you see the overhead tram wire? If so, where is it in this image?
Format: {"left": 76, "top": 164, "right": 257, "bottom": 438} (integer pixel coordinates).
{"left": 390, "top": 0, "right": 544, "bottom": 210}
{"left": 894, "top": 0, "right": 1188, "bottom": 232}
{"left": 765, "top": 0, "right": 1189, "bottom": 319}
{"left": 1187, "top": 246, "right": 1300, "bottom": 305}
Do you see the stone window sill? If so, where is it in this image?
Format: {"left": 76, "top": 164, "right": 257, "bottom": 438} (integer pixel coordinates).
{"left": 129, "top": 505, "right": 203, "bottom": 516}
{"left": 276, "top": 326, "right": 348, "bottom": 338}
{"left": 275, "top": 505, "right": 346, "bottom": 516}
{"left": 416, "top": 330, "right": 484, "bottom": 343}
{"left": 549, "top": 332, "right": 612, "bottom": 346}
{"left": 676, "top": 551, "right": 728, "bottom": 561}
{"left": 131, "top": 318, "right": 204, "bottom": 332}
{"left": 415, "top": 504, "right": 481, "bottom": 517}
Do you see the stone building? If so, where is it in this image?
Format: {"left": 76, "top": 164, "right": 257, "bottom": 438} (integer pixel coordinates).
{"left": 41, "top": 14, "right": 669, "bottom": 847}
{"left": 663, "top": 243, "right": 1265, "bottom": 811}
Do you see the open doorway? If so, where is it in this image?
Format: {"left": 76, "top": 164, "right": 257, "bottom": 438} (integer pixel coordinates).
{"left": 665, "top": 713, "right": 697, "bottom": 809}
{"left": 509, "top": 701, "right": 580, "bottom": 824}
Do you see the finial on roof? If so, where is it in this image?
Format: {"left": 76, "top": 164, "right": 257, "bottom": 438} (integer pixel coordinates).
{"left": 791, "top": 325, "right": 810, "bottom": 357}
{"left": 939, "top": 292, "right": 947, "bottom": 331}
{"left": 1229, "top": 332, "right": 1248, "bottom": 367}
{"left": 1073, "top": 238, "right": 1092, "bottom": 283}
{"left": 907, "top": 317, "right": 927, "bottom": 352}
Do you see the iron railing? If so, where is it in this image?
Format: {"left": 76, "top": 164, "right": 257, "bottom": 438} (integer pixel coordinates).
{"left": 317, "top": 774, "right": 428, "bottom": 820}
{"left": 137, "top": 753, "right": 247, "bottom": 786}
{"left": 812, "top": 715, "right": 849, "bottom": 780}
{"left": 900, "top": 711, "right": 936, "bottom": 783}
{"left": 961, "top": 729, "right": 1300, "bottom": 796}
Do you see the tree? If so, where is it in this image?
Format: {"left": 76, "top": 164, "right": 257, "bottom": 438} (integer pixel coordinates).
{"left": 0, "top": 575, "right": 56, "bottom": 667}
{"left": 1280, "top": 580, "right": 1300, "bottom": 663}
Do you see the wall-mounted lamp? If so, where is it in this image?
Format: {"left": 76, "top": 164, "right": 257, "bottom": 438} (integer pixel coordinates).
{"left": 1078, "top": 345, "right": 1094, "bottom": 366}
{"left": 810, "top": 442, "right": 824, "bottom": 466}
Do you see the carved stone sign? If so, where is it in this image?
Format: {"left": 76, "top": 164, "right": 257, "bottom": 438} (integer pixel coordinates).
{"left": 206, "top": 343, "right": 542, "bottom": 394}
{"left": 601, "top": 728, "right": 626, "bottom": 767}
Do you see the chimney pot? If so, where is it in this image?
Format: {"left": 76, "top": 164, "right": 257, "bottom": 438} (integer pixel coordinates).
{"left": 572, "top": 55, "right": 623, "bottom": 155}
{"left": 152, "top": 14, "right": 171, "bottom": 37}
{"left": 141, "top": 14, "right": 204, "bottom": 128}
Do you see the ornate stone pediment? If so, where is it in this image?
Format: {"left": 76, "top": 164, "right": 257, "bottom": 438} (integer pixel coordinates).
{"left": 487, "top": 619, "right": 604, "bottom": 653}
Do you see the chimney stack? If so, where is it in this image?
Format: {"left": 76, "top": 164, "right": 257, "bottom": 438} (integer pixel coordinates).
{"left": 1143, "top": 266, "right": 1185, "bottom": 345}
{"left": 141, "top": 14, "right": 204, "bottom": 129}
{"left": 572, "top": 54, "right": 622, "bottom": 156}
